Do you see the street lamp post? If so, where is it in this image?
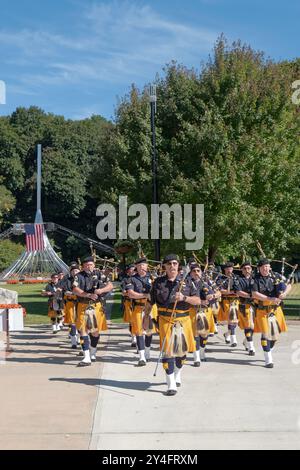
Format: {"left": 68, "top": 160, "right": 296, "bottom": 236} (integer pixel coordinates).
{"left": 149, "top": 84, "right": 160, "bottom": 261}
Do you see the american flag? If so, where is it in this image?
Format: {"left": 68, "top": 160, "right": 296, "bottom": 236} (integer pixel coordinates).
{"left": 25, "top": 224, "right": 45, "bottom": 252}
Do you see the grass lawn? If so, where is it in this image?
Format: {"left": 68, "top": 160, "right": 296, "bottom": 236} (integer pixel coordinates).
{"left": 109, "top": 288, "right": 123, "bottom": 323}
{"left": 3, "top": 283, "right": 49, "bottom": 325}
{"left": 2, "top": 281, "right": 299, "bottom": 325}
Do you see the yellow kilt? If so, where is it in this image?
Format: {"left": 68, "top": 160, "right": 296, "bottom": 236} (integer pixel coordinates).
{"left": 76, "top": 302, "right": 107, "bottom": 332}
{"left": 158, "top": 311, "right": 196, "bottom": 355}
{"left": 254, "top": 305, "right": 287, "bottom": 334}
{"left": 123, "top": 298, "right": 133, "bottom": 323}
{"left": 131, "top": 305, "right": 144, "bottom": 336}
{"left": 218, "top": 298, "right": 239, "bottom": 322}
{"left": 238, "top": 303, "right": 254, "bottom": 330}
{"left": 190, "top": 307, "right": 215, "bottom": 336}
{"left": 48, "top": 308, "right": 58, "bottom": 319}
{"left": 64, "top": 295, "right": 77, "bottom": 324}
{"left": 131, "top": 304, "right": 156, "bottom": 336}
{"left": 151, "top": 303, "right": 158, "bottom": 321}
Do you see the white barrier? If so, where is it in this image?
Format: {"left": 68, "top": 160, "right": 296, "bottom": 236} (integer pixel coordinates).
{"left": 0, "top": 308, "right": 24, "bottom": 332}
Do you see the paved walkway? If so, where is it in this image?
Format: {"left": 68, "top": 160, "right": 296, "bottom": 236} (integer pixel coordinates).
{"left": 90, "top": 322, "right": 300, "bottom": 450}
{"left": 1, "top": 321, "right": 300, "bottom": 450}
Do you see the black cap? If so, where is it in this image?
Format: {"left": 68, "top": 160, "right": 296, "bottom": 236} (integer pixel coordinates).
{"left": 83, "top": 256, "right": 94, "bottom": 264}
{"left": 190, "top": 263, "right": 201, "bottom": 270}
{"left": 69, "top": 262, "right": 79, "bottom": 270}
{"left": 135, "top": 257, "right": 147, "bottom": 265}
{"left": 241, "top": 261, "right": 252, "bottom": 268}
{"left": 126, "top": 263, "right": 135, "bottom": 270}
{"left": 163, "top": 254, "right": 179, "bottom": 264}
{"left": 257, "top": 258, "right": 271, "bottom": 267}
{"left": 223, "top": 261, "right": 234, "bottom": 269}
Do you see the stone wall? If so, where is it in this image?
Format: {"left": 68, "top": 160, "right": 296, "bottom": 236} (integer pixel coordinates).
{"left": 0, "top": 288, "right": 18, "bottom": 304}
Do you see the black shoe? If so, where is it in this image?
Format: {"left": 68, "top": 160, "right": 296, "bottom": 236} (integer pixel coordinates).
{"left": 77, "top": 361, "right": 91, "bottom": 367}
{"left": 137, "top": 360, "right": 146, "bottom": 367}
{"left": 249, "top": 350, "right": 255, "bottom": 356}
{"left": 194, "top": 361, "right": 201, "bottom": 367}
{"left": 71, "top": 345, "right": 77, "bottom": 350}
{"left": 231, "top": 343, "right": 237, "bottom": 347}
{"left": 265, "top": 363, "right": 274, "bottom": 368}
{"left": 176, "top": 382, "right": 181, "bottom": 387}
{"left": 165, "top": 389, "right": 177, "bottom": 396}
{"left": 131, "top": 342, "right": 137, "bottom": 348}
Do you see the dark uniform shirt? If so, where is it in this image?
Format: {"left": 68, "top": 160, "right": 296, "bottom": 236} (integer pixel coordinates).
{"left": 216, "top": 274, "right": 240, "bottom": 292}
{"left": 125, "top": 273, "right": 152, "bottom": 296}
{"left": 43, "top": 282, "right": 62, "bottom": 308}
{"left": 59, "top": 274, "right": 75, "bottom": 294}
{"left": 252, "top": 273, "right": 278, "bottom": 298}
{"left": 121, "top": 273, "right": 133, "bottom": 291}
{"left": 237, "top": 275, "right": 254, "bottom": 295}
{"left": 44, "top": 282, "right": 59, "bottom": 296}
{"left": 73, "top": 270, "right": 109, "bottom": 302}
{"left": 150, "top": 274, "right": 199, "bottom": 310}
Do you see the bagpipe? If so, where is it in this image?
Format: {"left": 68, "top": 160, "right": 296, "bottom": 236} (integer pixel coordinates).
{"left": 256, "top": 241, "right": 298, "bottom": 294}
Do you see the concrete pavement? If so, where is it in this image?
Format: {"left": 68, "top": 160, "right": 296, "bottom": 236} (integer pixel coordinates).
{"left": 90, "top": 322, "right": 300, "bottom": 450}
{"left": 1, "top": 321, "right": 300, "bottom": 450}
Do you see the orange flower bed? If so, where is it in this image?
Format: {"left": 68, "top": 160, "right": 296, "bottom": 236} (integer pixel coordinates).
{"left": 5, "top": 279, "right": 50, "bottom": 285}
{"left": 0, "top": 304, "right": 22, "bottom": 308}
{"left": 0, "top": 304, "right": 26, "bottom": 316}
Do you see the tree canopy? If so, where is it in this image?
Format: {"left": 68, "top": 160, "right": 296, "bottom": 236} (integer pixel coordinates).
{"left": 0, "top": 36, "right": 299, "bottom": 265}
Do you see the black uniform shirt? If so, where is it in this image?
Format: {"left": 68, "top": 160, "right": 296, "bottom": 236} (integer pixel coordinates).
{"left": 121, "top": 274, "right": 133, "bottom": 291}
{"left": 44, "top": 282, "right": 59, "bottom": 296}
{"left": 216, "top": 274, "right": 240, "bottom": 292}
{"left": 252, "top": 274, "right": 277, "bottom": 298}
{"left": 59, "top": 274, "right": 75, "bottom": 293}
{"left": 237, "top": 275, "right": 254, "bottom": 295}
{"left": 73, "top": 270, "right": 108, "bottom": 301}
{"left": 150, "top": 274, "right": 198, "bottom": 310}
{"left": 125, "top": 273, "right": 152, "bottom": 295}
{"left": 186, "top": 277, "right": 209, "bottom": 301}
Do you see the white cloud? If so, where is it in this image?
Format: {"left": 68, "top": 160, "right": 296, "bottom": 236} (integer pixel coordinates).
{"left": 0, "top": 1, "right": 218, "bottom": 111}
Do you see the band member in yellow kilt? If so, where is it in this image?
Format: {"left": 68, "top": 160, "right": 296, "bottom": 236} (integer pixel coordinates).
{"left": 236, "top": 261, "right": 256, "bottom": 356}
{"left": 252, "top": 258, "right": 290, "bottom": 368}
{"left": 60, "top": 262, "right": 80, "bottom": 349}
{"left": 73, "top": 257, "right": 113, "bottom": 367}
{"left": 145, "top": 254, "right": 200, "bottom": 396}
{"left": 42, "top": 273, "right": 64, "bottom": 334}
{"left": 121, "top": 264, "right": 136, "bottom": 347}
{"left": 217, "top": 262, "right": 240, "bottom": 347}
{"left": 124, "top": 258, "right": 153, "bottom": 366}
{"left": 188, "top": 264, "right": 217, "bottom": 366}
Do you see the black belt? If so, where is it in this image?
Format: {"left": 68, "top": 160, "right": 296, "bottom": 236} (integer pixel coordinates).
{"left": 133, "top": 300, "right": 147, "bottom": 306}
{"left": 239, "top": 299, "right": 253, "bottom": 306}
{"left": 255, "top": 304, "right": 278, "bottom": 311}
{"left": 158, "top": 308, "right": 190, "bottom": 318}
{"left": 77, "top": 299, "right": 101, "bottom": 304}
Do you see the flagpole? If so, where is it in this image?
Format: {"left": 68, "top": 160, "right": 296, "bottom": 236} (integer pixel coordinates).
{"left": 35, "top": 144, "right": 43, "bottom": 224}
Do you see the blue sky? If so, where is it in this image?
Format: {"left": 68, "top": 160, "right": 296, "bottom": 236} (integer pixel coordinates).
{"left": 0, "top": 0, "right": 299, "bottom": 121}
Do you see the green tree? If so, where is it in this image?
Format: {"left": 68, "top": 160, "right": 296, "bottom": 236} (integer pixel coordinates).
{"left": 0, "top": 239, "right": 24, "bottom": 272}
